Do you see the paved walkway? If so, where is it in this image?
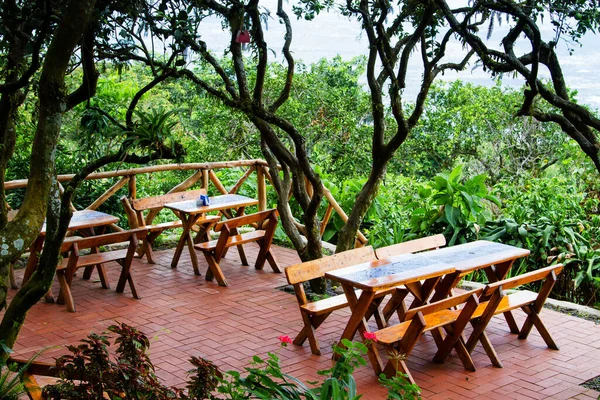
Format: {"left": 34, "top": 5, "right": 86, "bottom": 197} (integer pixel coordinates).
{"left": 5, "top": 244, "right": 600, "bottom": 399}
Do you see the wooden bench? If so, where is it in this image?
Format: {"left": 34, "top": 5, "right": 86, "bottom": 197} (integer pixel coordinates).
{"left": 373, "top": 264, "right": 563, "bottom": 381}
{"left": 7, "top": 357, "right": 57, "bottom": 400}
{"left": 194, "top": 209, "right": 279, "bottom": 287}
{"left": 56, "top": 228, "right": 148, "bottom": 312}
{"left": 375, "top": 287, "right": 484, "bottom": 381}
{"left": 464, "top": 263, "right": 564, "bottom": 357}
{"left": 285, "top": 246, "right": 383, "bottom": 356}
{"left": 120, "top": 189, "right": 220, "bottom": 264}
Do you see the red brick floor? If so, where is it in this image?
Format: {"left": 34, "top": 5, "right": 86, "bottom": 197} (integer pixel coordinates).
{"left": 5, "top": 244, "right": 600, "bottom": 399}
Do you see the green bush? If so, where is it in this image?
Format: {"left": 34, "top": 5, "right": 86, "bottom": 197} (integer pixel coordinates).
{"left": 42, "top": 324, "right": 421, "bottom": 400}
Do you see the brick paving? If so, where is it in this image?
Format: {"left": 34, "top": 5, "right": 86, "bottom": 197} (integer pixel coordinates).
{"left": 5, "top": 244, "right": 600, "bottom": 399}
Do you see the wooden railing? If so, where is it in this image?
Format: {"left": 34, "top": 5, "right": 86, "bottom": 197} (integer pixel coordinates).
{"left": 5, "top": 160, "right": 368, "bottom": 247}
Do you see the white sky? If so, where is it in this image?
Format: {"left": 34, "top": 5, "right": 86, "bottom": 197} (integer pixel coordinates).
{"left": 195, "top": 1, "right": 600, "bottom": 108}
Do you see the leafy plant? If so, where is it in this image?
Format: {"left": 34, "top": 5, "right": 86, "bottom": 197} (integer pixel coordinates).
{"left": 406, "top": 165, "right": 500, "bottom": 245}
{"left": 43, "top": 323, "right": 183, "bottom": 400}
{"left": 0, "top": 346, "right": 45, "bottom": 400}
{"left": 43, "top": 326, "right": 420, "bottom": 400}
{"left": 217, "top": 337, "right": 420, "bottom": 400}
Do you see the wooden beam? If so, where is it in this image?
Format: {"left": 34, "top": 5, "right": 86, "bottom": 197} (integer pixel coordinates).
{"left": 5, "top": 160, "right": 269, "bottom": 190}
{"left": 128, "top": 174, "right": 137, "bottom": 199}
{"left": 320, "top": 204, "right": 334, "bottom": 236}
{"left": 323, "top": 188, "right": 368, "bottom": 245}
{"left": 86, "top": 176, "right": 129, "bottom": 211}
{"left": 202, "top": 169, "right": 209, "bottom": 189}
{"left": 257, "top": 166, "right": 267, "bottom": 211}
{"left": 209, "top": 170, "right": 228, "bottom": 195}
{"left": 229, "top": 166, "right": 255, "bottom": 194}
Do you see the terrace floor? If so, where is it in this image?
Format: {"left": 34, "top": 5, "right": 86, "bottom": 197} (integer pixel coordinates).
{"left": 5, "top": 244, "right": 600, "bottom": 399}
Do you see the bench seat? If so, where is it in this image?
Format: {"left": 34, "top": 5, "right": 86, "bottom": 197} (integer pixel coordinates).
{"left": 58, "top": 249, "right": 129, "bottom": 270}
{"left": 195, "top": 230, "right": 266, "bottom": 251}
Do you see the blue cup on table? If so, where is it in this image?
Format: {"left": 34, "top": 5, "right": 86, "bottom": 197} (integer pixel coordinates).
{"left": 198, "top": 194, "right": 210, "bottom": 206}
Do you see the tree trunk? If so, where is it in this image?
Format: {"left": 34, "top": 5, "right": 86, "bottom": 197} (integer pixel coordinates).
{"left": 336, "top": 160, "right": 388, "bottom": 253}
{"left": 0, "top": 0, "right": 96, "bottom": 364}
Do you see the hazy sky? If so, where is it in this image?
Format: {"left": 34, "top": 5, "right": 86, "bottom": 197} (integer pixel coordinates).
{"left": 197, "top": 2, "right": 600, "bottom": 108}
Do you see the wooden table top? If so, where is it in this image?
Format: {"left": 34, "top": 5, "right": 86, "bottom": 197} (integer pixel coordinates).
{"left": 396, "top": 240, "right": 530, "bottom": 274}
{"left": 325, "top": 254, "right": 455, "bottom": 292}
{"left": 325, "top": 241, "right": 529, "bottom": 292}
{"left": 8, "top": 209, "right": 119, "bottom": 235}
{"left": 165, "top": 194, "right": 258, "bottom": 215}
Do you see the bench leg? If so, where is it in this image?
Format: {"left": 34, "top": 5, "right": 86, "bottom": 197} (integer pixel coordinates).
{"left": 97, "top": 264, "right": 111, "bottom": 289}
{"left": 433, "top": 325, "right": 476, "bottom": 371}
{"left": 479, "top": 331, "right": 503, "bottom": 368}
{"left": 295, "top": 312, "right": 329, "bottom": 356}
{"left": 519, "top": 305, "right": 558, "bottom": 349}
{"left": 144, "top": 240, "right": 156, "bottom": 264}
{"left": 383, "top": 289, "right": 408, "bottom": 322}
{"left": 266, "top": 251, "right": 281, "bottom": 273}
{"left": 56, "top": 272, "right": 76, "bottom": 312}
{"left": 204, "top": 252, "right": 228, "bottom": 286}
{"left": 383, "top": 357, "right": 416, "bottom": 385}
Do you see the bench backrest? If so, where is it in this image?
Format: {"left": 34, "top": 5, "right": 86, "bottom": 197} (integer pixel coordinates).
{"left": 216, "top": 209, "right": 277, "bottom": 232}
{"left": 59, "top": 228, "right": 147, "bottom": 253}
{"left": 375, "top": 234, "right": 446, "bottom": 260}
{"left": 285, "top": 245, "right": 377, "bottom": 308}
{"left": 285, "top": 245, "right": 377, "bottom": 286}
{"left": 404, "top": 287, "right": 484, "bottom": 321}
{"left": 121, "top": 189, "right": 208, "bottom": 228}
{"left": 484, "top": 264, "right": 564, "bottom": 295}
{"left": 211, "top": 209, "right": 278, "bottom": 261}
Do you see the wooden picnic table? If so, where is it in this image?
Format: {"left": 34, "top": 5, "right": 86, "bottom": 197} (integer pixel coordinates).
{"left": 17, "top": 210, "right": 120, "bottom": 285}
{"left": 325, "top": 240, "right": 530, "bottom": 375}
{"left": 164, "top": 194, "right": 259, "bottom": 274}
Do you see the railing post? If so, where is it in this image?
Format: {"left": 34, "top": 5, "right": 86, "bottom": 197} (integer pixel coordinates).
{"left": 128, "top": 174, "right": 136, "bottom": 199}
{"left": 202, "top": 169, "right": 209, "bottom": 190}
{"left": 257, "top": 165, "right": 267, "bottom": 211}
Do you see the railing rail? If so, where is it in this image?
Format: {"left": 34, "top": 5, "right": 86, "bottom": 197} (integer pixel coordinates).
{"left": 5, "top": 160, "right": 367, "bottom": 247}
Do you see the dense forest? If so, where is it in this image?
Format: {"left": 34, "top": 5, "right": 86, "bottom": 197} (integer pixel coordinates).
{"left": 6, "top": 58, "right": 600, "bottom": 307}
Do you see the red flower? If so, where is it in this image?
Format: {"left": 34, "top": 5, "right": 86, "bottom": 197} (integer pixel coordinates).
{"left": 363, "top": 331, "right": 378, "bottom": 342}
{"left": 278, "top": 335, "right": 293, "bottom": 345}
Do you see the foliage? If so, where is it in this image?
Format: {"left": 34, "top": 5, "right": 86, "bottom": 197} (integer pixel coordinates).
{"left": 43, "top": 323, "right": 182, "bottom": 400}
{"left": 394, "top": 81, "right": 569, "bottom": 181}
{"left": 479, "top": 176, "right": 600, "bottom": 304}
{"left": 43, "top": 326, "right": 420, "bottom": 399}
{"left": 406, "top": 165, "right": 500, "bottom": 245}
{"left": 0, "top": 346, "right": 45, "bottom": 400}
{"left": 216, "top": 338, "right": 420, "bottom": 399}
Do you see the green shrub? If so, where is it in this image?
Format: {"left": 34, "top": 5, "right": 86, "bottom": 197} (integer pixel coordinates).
{"left": 42, "top": 324, "right": 421, "bottom": 399}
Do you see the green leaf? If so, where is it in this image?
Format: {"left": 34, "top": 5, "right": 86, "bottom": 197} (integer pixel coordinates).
{"left": 445, "top": 205, "right": 460, "bottom": 228}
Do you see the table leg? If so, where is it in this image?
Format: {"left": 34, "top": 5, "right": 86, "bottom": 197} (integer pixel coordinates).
{"left": 337, "top": 283, "right": 384, "bottom": 375}
{"left": 484, "top": 260, "right": 520, "bottom": 333}
{"left": 81, "top": 226, "right": 110, "bottom": 289}
{"left": 171, "top": 213, "right": 202, "bottom": 275}
{"left": 234, "top": 207, "right": 248, "bottom": 265}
